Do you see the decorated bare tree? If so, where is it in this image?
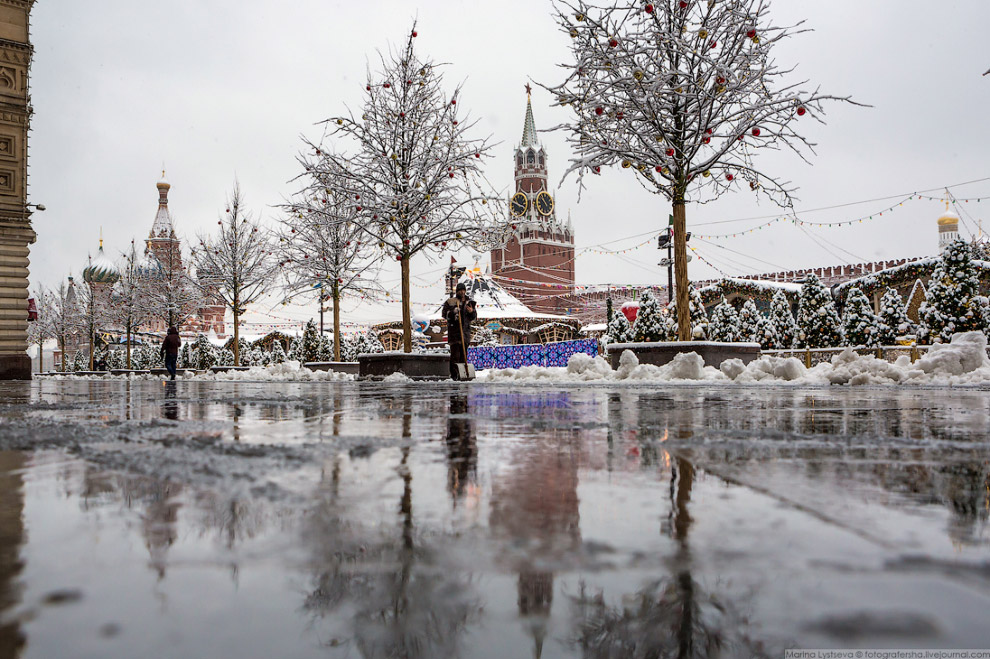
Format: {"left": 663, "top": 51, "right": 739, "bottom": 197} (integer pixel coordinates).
{"left": 192, "top": 182, "right": 279, "bottom": 366}
{"left": 545, "top": 0, "right": 855, "bottom": 339}
{"left": 112, "top": 240, "right": 149, "bottom": 369}
{"left": 307, "top": 24, "right": 502, "bottom": 352}
{"left": 281, "top": 170, "right": 384, "bottom": 361}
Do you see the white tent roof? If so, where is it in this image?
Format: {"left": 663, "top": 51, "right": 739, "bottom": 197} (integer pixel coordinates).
{"left": 427, "top": 271, "right": 570, "bottom": 321}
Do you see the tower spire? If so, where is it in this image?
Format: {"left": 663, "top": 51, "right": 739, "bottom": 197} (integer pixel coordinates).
{"left": 521, "top": 84, "right": 539, "bottom": 147}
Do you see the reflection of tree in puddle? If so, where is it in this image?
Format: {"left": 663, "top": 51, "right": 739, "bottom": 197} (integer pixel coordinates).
{"left": 571, "top": 454, "right": 736, "bottom": 658}
{"left": 303, "top": 393, "right": 481, "bottom": 657}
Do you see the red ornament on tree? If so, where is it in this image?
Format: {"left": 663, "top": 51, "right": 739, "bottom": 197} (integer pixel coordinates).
{"left": 797, "top": 106, "right": 807, "bottom": 116}
{"left": 595, "top": 106, "right": 604, "bottom": 115}
{"left": 451, "top": 99, "right": 456, "bottom": 105}
{"left": 616, "top": 111, "right": 624, "bottom": 119}
{"left": 366, "top": 85, "right": 371, "bottom": 91}
{"left": 356, "top": 206, "right": 362, "bottom": 211}
{"left": 645, "top": 3, "right": 654, "bottom": 13}
{"left": 475, "top": 153, "right": 480, "bottom": 158}
{"left": 609, "top": 38, "right": 618, "bottom": 48}
{"left": 703, "top": 136, "right": 711, "bottom": 144}
{"left": 747, "top": 28, "right": 756, "bottom": 38}
{"left": 655, "top": 165, "right": 663, "bottom": 173}
{"left": 411, "top": 30, "right": 417, "bottom": 37}
{"left": 679, "top": 0, "right": 688, "bottom": 7}
{"left": 710, "top": 40, "right": 717, "bottom": 49}
{"left": 449, "top": 172, "right": 455, "bottom": 178}
{"left": 666, "top": 147, "right": 675, "bottom": 156}
{"left": 383, "top": 83, "right": 390, "bottom": 88}
{"left": 593, "top": 166, "right": 601, "bottom": 174}
{"left": 725, "top": 173, "right": 734, "bottom": 181}
{"left": 751, "top": 127, "right": 761, "bottom": 136}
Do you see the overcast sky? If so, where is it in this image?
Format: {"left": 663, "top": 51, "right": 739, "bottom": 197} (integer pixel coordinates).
{"left": 25, "top": 0, "right": 990, "bottom": 325}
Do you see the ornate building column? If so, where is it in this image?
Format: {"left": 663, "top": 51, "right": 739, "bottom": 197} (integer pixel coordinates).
{"left": 0, "top": 1, "right": 34, "bottom": 379}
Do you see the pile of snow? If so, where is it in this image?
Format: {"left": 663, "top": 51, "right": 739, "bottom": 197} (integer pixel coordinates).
{"left": 480, "top": 331, "right": 990, "bottom": 386}
{"left": 199, "top": 361, "right": 353, "bottom": 382}
{"left": 43, "top": 361, "right": 354, "bottom": 383}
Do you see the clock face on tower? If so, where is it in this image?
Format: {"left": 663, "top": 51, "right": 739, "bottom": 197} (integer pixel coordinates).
{"left": 510, "top": 192, "right": 528, "bottom": 217}
{"left": 536, "top": 191, "right": 554, "bottom": 216}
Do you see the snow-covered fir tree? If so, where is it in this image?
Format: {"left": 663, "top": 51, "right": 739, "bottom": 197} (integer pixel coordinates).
{"left": 768, "top": 290, "right": 798, "bottom": 349}
{"left": 668, "top": 285, "right": 709, "bottom": 339}
{"left": 72, "top": 350, "right": 88, "bottom": 372}
{"left": 270, "top": 339, "right": 288, "bottom": 365}
{"left": 737, "top": 299, "right": 761, "bottom": 343}
{"left": 752, "top": 313, "right": 778, "bottom": 349}
{"left": 631, "top": 291, "right": 665, "bottom": 342}
{"left": 920, "top": 238, "right": 989, "bottom": 343}
{"left": 355, "top": 330, "right": 385, "bottom": 356}
{"left": 796, "top": 274, "right": 843, "bottom": 348}
{"left": 295, "top": 320, "right": 323, "bottom": 364}
{"left": 707, "top": 296, "right": 740, "bottom": 343}
{"left": 841, "top": 287, "right": 881, "bottom": 348}
{"left": 190, "top": 334, "right": 219, "bottom": 370}
{"left": 606, "top": 310, "right": 634, "bottom": 344}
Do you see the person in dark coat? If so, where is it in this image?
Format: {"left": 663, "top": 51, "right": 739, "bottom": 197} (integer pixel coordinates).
{"left": 442, "top": 283, "right": 477, "bottom": 380}
{"left": 160, "top": 327, "right": 182, "bottom": 380}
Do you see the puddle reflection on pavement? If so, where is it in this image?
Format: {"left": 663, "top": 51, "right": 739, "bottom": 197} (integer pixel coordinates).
{"left": 0, "top": 380, "right": 988, "bottom": 657}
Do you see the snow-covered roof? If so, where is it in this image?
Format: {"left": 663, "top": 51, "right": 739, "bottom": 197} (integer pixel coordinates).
{"left": 428, "top": 271, "right": 569, "bottom": 321}
{"left": 723, "top": 277, "right": 803, "bottom": 293}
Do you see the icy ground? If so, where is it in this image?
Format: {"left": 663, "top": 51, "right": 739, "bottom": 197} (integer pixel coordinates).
{"left": 0, "top": 379, "right": 989, "bottom": 657}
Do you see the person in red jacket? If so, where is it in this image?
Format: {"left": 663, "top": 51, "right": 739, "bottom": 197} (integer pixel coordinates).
{"left": 160, "top": 327, "right": 181, "bottom": 380}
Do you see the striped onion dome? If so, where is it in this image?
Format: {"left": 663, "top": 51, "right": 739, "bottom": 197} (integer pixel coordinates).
{"left": 82, "top": 243, "right": 121, "bottom": 284}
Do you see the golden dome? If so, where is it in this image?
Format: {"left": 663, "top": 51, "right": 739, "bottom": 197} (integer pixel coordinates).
{"left": 157, "top": 168, "right": 170, "bottom": 190}
{"left": 937, "top": 200, "right": 959, "bottom": 227}
{"left": 938, "top": 212, "right": 959, "bottom": 227}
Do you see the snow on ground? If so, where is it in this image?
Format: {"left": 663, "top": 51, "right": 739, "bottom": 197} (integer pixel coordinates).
{"left": 41, "top": 332, "right": 990, "bottom": 387}
{"left": 480, "top": 331, "right": 990, "bottom": 386}
{"left": 42, "top": 361, "right": 354, "bottom": 383}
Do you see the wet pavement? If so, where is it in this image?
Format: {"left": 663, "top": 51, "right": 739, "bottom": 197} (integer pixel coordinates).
{"left": 0, "top": 379, "right": 989, "bottom": 658}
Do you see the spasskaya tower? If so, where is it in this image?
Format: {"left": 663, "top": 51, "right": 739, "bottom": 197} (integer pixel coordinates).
{"left": 490, "top": 86, "right": 575, "bottom": 316}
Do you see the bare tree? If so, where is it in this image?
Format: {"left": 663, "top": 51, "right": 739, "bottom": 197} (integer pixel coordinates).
{"left": 77, "top": 277, "right": 112, "bottom": 371}
{"left": 112, "top": 240, "right": 149, "bottom": 369}
{"left": 141, "top": 233, "right": 202, "bottom": 333}
{"left": 306, "top": 23, "right": 503, "bottom": 352}
{"left": 545, "top": 0, "right": 856, "bottom": 339}
{"left": 27, "top": 285, "right": 53, "bottom": 373}
{"left": 192, "top": 182, "right": 278, "bottom": 366}
{"left": 46, "top": 278, "right": 81, "bottom": 372}
{"left": 280, "top": 169, "right": 384, "bottom": 361}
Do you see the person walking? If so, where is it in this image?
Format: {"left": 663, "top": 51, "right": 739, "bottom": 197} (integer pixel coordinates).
{"left": 442, "top": 282, "right": 477, "bottom": 380}
{"left": 160, "top": 327, "right": 182, "bottom": 380}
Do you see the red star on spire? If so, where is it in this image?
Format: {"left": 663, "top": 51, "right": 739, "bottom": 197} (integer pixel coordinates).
{"left": 525, "top": 83, "right": 532, "bottom": 96}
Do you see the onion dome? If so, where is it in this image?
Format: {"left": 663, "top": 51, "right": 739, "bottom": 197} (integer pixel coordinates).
{"left": 82, "top": 242, "right": 121, "bottom": 285}
{"left": 151, "top": 170, "right": 175, "bottom": 238}
{"left": 937, "top": 208, "right": 960, "bottom": 227}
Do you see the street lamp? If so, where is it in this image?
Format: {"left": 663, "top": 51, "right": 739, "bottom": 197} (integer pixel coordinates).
{"left": 26, "top": 203, "right": 45, "bottom": 212}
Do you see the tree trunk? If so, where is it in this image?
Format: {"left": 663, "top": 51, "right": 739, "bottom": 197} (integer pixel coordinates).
{"left": 37, "top": 338, "right": 42, "bottom": 373}
{"left": 233, "top": 302, "right": 240, "bottom": 366}
{"left": 89, "top": 322, "right": 95, "bottom": 371}
{"left": 333, "top": 286, "right": 341, "bottom": 362}
{"left": 59, "top": 339, "right": 66, "bottom": 372}
{"left": 126, "top": 326, "right": 132, "bottom": 370}
{"left": 401, "top": 255, "right": 412, "bottom": 353}
{"left": 672, "top": 200, "right": 691, "bottom": 341}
